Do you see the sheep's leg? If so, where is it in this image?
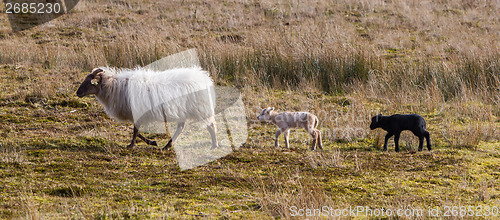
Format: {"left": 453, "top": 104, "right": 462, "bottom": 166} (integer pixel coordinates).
{"left": 275, "top": 129, "right": 283, "bottom": 148}
{"left": 137, "top": 133, "right": 157, "bottom": 146}
{"left": 163, "top": 122, "right": 185, "bottom": 150}
{"left": 284, "top": 129, "right": 290, "bottom": 148}
{"left": 127, "top": 126, "right": 139, "bottom": 149}
{"left": 207, "top": 123, "right": 219, "bottom": 149}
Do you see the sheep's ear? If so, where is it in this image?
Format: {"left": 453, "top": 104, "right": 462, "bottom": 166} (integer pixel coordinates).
{"left": 91, "top": 78, "right": 99, "bottom": 85}
{"left": 269, "top": 107, "right": 275, "bottom": 112}
{"left": 91, "top": 68, "right": 103, "bottom": 76}
{"left": 90, "top": 68, "right": 103, "bottom": 86}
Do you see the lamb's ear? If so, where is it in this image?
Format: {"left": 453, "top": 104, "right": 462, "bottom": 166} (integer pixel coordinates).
{"left": 269, "top": 107, "right": 275, "bottom": 113}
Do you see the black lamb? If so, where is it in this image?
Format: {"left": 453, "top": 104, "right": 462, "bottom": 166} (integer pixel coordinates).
{"left": 370, "top": 114, "right": 431, "bottom": 152}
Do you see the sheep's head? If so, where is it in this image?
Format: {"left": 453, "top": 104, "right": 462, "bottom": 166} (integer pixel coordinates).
{"left": 370, "top": 114, "right": 382, "bottom": 130}
{"left": 257, "top": 107, "right": 275, "bottom": 121}
{"left": 76, "top": 68, "right": 104, "bottom": 98}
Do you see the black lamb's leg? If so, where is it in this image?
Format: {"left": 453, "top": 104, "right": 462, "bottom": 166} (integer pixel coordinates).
{"left": 418, "top": 135, "right": 424, "bottom": 151}
{"left": 425, "top": 131, "right": 432, "bottom": 151}
{"left": 383, "top": 132, "right": 393, "bottom": 152}
{"left": 394, "top": 132, "right": 400, "bottom": 152}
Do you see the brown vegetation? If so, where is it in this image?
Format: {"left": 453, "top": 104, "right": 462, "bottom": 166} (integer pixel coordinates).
{"left": 0, "top": 0, "right": 499, "bottom": 218}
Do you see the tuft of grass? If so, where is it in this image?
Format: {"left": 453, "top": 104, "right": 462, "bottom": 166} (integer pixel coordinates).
{"left": 46, "top": 186, "right": 87, "bottom": 197}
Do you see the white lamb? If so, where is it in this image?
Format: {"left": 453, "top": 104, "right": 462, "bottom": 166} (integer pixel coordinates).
{"left": 257, "top": 107, "right": 323, "bottom": 150}
{"left": 76, "top": 67, "right": 218, "bottom": 149}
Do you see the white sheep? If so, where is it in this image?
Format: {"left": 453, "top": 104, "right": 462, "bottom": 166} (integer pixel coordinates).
{"left": 257, "top": 107, "right": 323, "bottom": 150}
{"left": 76, "top": 67, "right": 218, "bottom": 149}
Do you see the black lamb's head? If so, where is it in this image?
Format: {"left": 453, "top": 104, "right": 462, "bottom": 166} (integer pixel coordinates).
{"left": 370, "top": 114, "right": 382, "bottom": 130}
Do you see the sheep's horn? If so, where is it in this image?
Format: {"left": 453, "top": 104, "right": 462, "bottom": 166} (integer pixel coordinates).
{"left": 91, "top": 68, "right": 103, "bottom": 76}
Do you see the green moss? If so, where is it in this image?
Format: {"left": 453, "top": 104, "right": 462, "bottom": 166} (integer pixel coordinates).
{"left": 52, "top": 99, "right": 89, "bottom": 108}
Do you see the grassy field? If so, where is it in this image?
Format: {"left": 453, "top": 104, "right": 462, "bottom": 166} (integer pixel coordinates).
{"left": 1, "top": 0, "right": 499, "bottom": 218}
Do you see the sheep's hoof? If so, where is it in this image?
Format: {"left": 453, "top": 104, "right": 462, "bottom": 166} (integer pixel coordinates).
{"left": 127, "top": 144, "right": 135, "bottom": 149}
{"left": 163, "top": 140, "right": 173, "bottom": 150}
{"left": 211, "top": 144, "right": 219, "bottom": 149}
{"left": 149, "top": 141, "right": 158, "bottom": 146}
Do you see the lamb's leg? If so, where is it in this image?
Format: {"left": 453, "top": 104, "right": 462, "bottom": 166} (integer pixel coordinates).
{"left": 424, "top": 131, "right": 432, "bottom": 151}
{"left": 310, "top": 130, "right": 317, "bottom": 150}
{"left": 316, "top": 130, "right": 323, "bottom": 150}
{"left": 275, "top": 129, "right": 283, "bottom": 148}
{"left": 394, "top": 133, "right": 401, "bottom": 152}
{"left": 418, "top": 135, "right": 424, "bottom": 151}
{"left": 207, "top": 123, "right": 219, "bottom": 149}
{"left": 383, "top": 132, "right": 393, "bottom": 152}
{"left": 163, "top": 122, "right": 185, "bottom": 150}
{"left": 127, "top": 125, "right": 139, "bottom": 149}
{"left": 284, "top": 129, "right": 290, "bottom": 148}
{"left": 137, "top": 133, "right": 157, "bottom": 146}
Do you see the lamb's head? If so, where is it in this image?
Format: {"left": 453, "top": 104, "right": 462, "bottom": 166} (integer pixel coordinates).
{"left": 370, "top": 114, "right": 382, "bottom": 130}
{"left": 76, "top": 68, "right": 104, "bottom": 98}
{"left": 257, "top": 107, "right": 275, "bottom": 121}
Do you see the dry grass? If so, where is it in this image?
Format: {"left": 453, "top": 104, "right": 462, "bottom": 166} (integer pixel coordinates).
{"left": 0, "top": 0, "right": 499, "bottom": 218}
